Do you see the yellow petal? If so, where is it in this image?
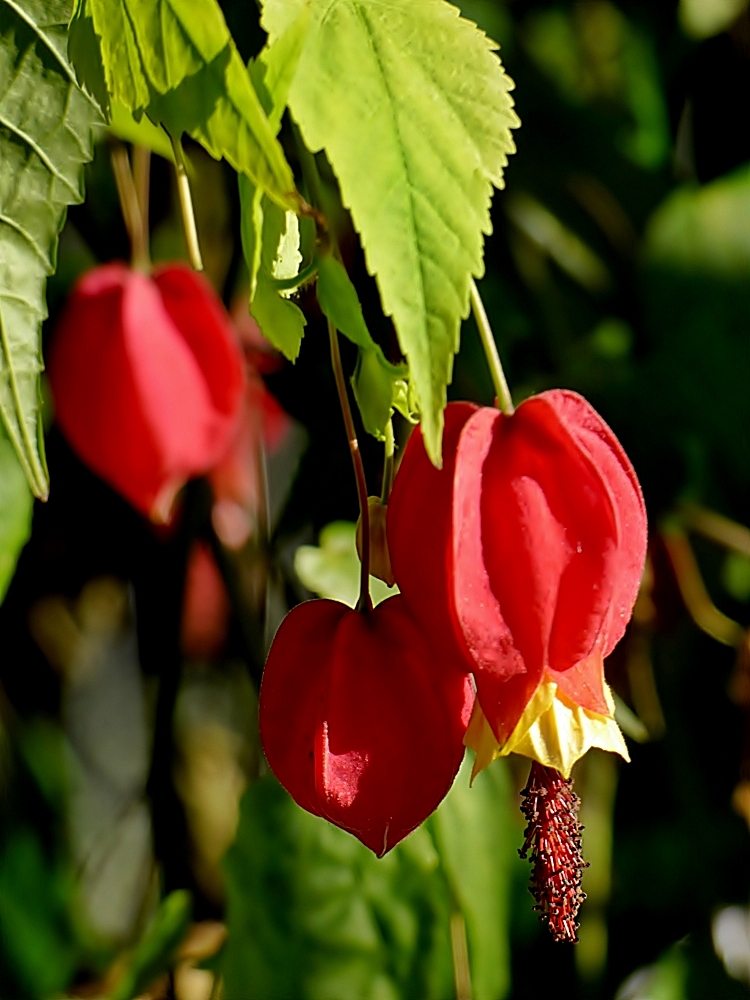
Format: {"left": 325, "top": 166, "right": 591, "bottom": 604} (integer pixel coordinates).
{"left": 464, "top": 677, "right": 630, "bottom": 780}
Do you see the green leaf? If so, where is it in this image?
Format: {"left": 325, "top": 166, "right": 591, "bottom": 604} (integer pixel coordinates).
{"left": 432, "top": 755, "right": 513, "bottom": 1000}
{"left": 242, "top": 189, "right": 307, "bottom": 360}
{"left": 351, "top": 348, "right": 405, "bottom": 440}
{"left": 70, "top": 0, "right": 299, "bottom": 212}
{"left": 0, "top": 828, "right": 79, "bottom": 1000}
{"left": 221, "top": 775, "right": 454, "bottom": 1000}
{"left": 294, "top": 520, "right": 398, "bottom": 608}
{"left": 261, "top": 0, "right": 519, "bottom": 463}
{"left": 109, "top": 890, "right": 193, "bottom": 1000}
{"left": 317, "top": 254, "right": 372, "bottom": 351}
{"left": 316, "top": 254, "right": 409, "bottom": 438}
{"left": 108, "top": 99, "right": 174, "bottom": 160}
{"left": 0, "top": 0, "right": 101, "bottom": 498}
{"left": 251, "top": 275, "right": 307, "bottom": 361}
{"left": 644, "top": 164, "right": 750, "bottom": 278}
{"left": 0, "top": 427, "right": 32, "bottom": 604}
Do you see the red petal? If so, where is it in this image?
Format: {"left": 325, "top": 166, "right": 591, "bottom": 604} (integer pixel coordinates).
{"left": 544, "top": 390, "right": 647, "bottom": 656}
{"left": 153, "top": 264, "right": 245, "bottom": 462}
{"left": 452, "top": 407, "right": 526, "bottom": 682}
{"left": 386, "top": 402, "right": 478, "bottom": 675}
{"left": 259, "top": 599, "right": 347, "bottom": 819}
{"left": 478, "top": 397, "right": 619, "bottom": 678}
{"left": 549, "top": 648, "right": 609, "bottom": 716}
{"left": 259, "top": 596, "right": 472, "bottom": 855}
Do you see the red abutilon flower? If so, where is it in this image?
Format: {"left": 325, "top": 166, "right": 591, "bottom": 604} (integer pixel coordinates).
{"left": 48, "top": 262, "right": 245, "bottom": 522}
{"left": 259, "top": 596, "right": 474, "bottom": 855}
{"left": 387, "top": 389, "right": 647, "bottom": 780}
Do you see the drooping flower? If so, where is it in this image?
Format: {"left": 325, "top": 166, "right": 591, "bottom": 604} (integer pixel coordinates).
{"left": 49, "top": 263, "right": 245, "bottom": 522}
{"left": 259, "top": 596, "right": 474, "bottom": 855}
{"left": 387, "top": 390, "right": 647, "bottom": 779}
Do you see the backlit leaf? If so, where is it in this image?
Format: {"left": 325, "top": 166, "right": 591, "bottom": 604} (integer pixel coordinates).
{"left": 294, "top": 521, "right": 398, "bottom": 608}
{"left": 0, "top": 0, "right": 101, "bottom": 498}
{"left": 69, "top": 0, "right": 299, "bottom": 211}
{"left": 261, "top": 0, "right": 519, "bottom": 463}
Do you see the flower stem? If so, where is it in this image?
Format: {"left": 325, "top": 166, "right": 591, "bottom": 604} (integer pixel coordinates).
{"left": 170, "top": 134, "right": 203, "bottom": 272}
{"left": 470, "top": 278, "right": 514, "bottom": 416}
{"left": 328, "top": 319, "right": 372, "bottom": 613}
{"left": 381, "top": 419, "right": 395, "bottom": 504}
{"left": 110, "top": 142, "right": 149, "bottom": 272}
{"left": 132, "top": 145, "right": 151, "bottom": 259}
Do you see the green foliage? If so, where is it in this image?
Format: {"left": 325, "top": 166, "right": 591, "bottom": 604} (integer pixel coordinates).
{"left": 614, "top": 943, "right": 688, "bottom": 1000}
{"left": 0, "top": 427, "right": 32, "bottom": 603}
{"left": 316, "top": 254, "right": 408, "bottom": 439}
{"left": 69, "top": 0, "right": 299, "bottom": 211}
{"left": 0, "top": 0, "right": 100, "bottom": 498}
{"left": 722, "top": 551, "right": 750, "bottom": 602}
{"left": 294, "top": 521, "right": 398, "bottom": 609}
{"left": 644, "top": 164, "right": 750, "bottom": 276}
{"left": 222, "top": 762, "right": 514, "bottom": 1000}
{"left": 0, "top": 828, "right": 79, "bottom": 1000}
{"left": 432, "top": 755, "right": 512, "bottom": 1000}
{"left": 260, "top": 0, "right": 519, "bottom": 464}
{"left": 108, "top": 100, "right": 174, "bottom": 160}
{"left": 222, "top": 775, "right": 454, "bottom": 1000}
{"left": 109, "top": 890, "right": 192, "bottom": 1000}
{"left": 240, "top": 177, "right": 307, "bottom": 360}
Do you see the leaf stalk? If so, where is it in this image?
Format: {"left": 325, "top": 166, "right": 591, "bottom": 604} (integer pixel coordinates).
{"left": 170, "top": 135, "right": 203, "bottom": 272}
{"left": 470, "top": 278, "right": 514, "bottom": 416}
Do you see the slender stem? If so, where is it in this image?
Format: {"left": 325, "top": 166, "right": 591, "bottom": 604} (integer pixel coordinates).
{"left": 381, "top": 419, "right": 395, "bottom": 504}
{"left": 132, "top": 145, "right": 151, "bottom": 268}
{"left": 470, "top": 278, "right": 514, "bottom": 416}
{"left": 329, "top": 320, "right": 372, "bottom": 613}
{"left": 170, "top": 134, "right": 203, "bottom": 271}
{"left": 110, "top": 143, "right": 149, "bottom": 272}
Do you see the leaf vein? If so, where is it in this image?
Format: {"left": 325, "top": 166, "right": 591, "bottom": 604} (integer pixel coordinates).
{"left": 0, "top": 112, "right": 79, "bottom": 197}
{"left": 0, "top": 212, "right": 49, "bottom": 266}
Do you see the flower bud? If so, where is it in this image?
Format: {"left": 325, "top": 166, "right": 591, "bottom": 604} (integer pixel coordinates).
{"left": 356, "top": 496, "right": 395, "bottom": 587}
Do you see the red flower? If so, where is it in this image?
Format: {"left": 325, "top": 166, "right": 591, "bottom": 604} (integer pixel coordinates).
{"left": 387, "top": 390, "right": 646, "bottom": 776}
{"left": 259, "top": 596, "right": 474, "bottom": 855}
{"left": 49, "top": 263, "right": 245, "bottom": 522}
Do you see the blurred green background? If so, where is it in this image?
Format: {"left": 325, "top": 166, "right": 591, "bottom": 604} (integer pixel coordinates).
{"left": 1, "top": 0, "right": 750, "bottom": 997}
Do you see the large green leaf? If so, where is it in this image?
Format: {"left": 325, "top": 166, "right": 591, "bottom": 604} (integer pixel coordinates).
{"left": 0, "top": 0, "right": 101, "bottom": 498}
{"left": 432, "top": 755, "right": 513, "bottom": 1000}
{"left": 222, "top": 775, "right": 454, "bottom": 1000}
{"left": 261, "top": 0, "right": 519, "bottom": 463}
{"left": 0, "top": 426, "right": 32, "bottom": 603}
{"left": 69, "top": 0, "right": 299, "bottom": 212}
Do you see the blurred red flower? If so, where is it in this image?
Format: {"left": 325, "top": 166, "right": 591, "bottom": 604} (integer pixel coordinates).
{"left": 49, "top": 262, "right": 245, "bottom": 522}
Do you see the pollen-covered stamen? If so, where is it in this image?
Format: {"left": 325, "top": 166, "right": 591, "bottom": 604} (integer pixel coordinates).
{"left": 519, "top": 760, "right": 588, "bottom": 944}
